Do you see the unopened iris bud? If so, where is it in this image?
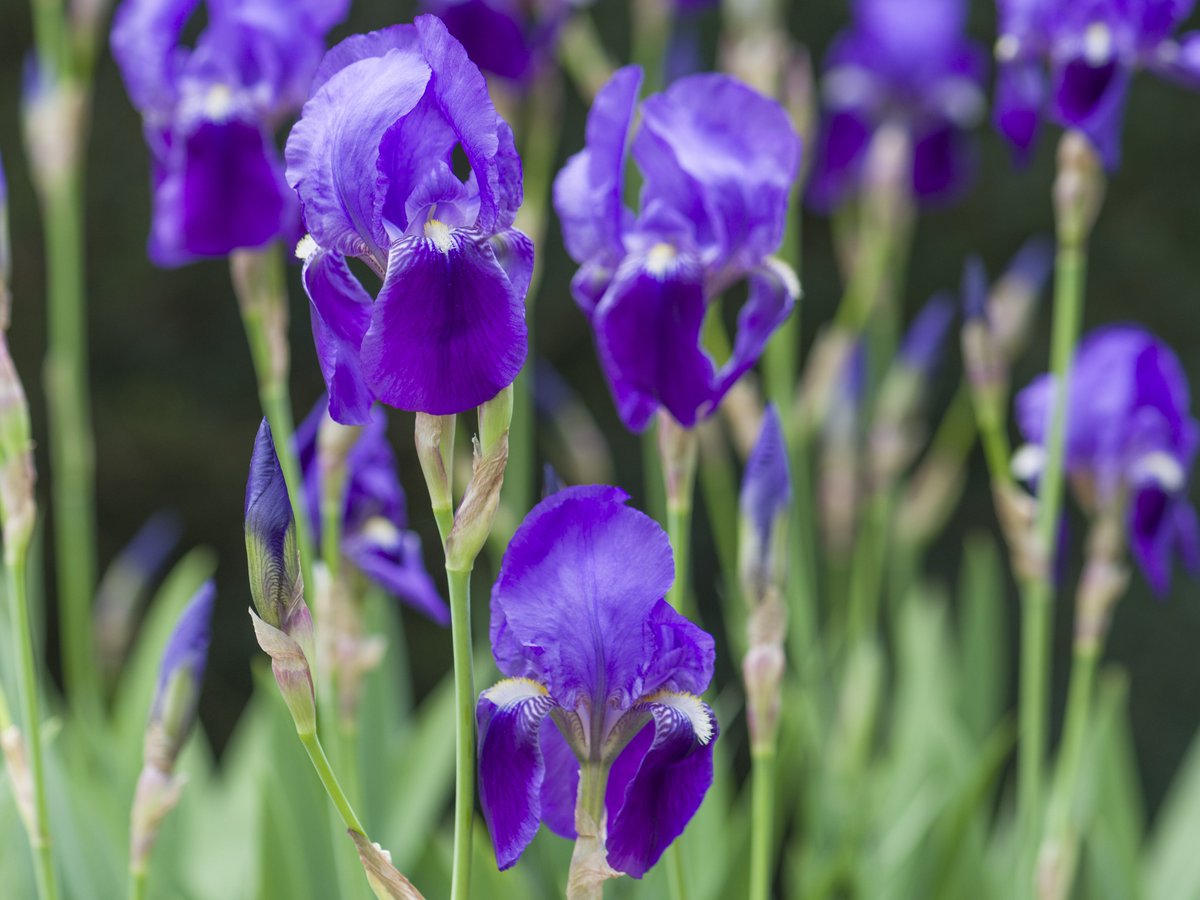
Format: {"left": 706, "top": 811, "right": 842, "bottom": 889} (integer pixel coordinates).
{"left": 960, "top": 257, "right": 1006, "bottom": 405}
{"left": 743, "top": 641, "right": 785, "bottom": 751}
{"left": 1054, "top": 132, "right": 1105, "bottom": 249}
{"left": 445, "top": 432, "right": 509, "bottom": 573}
{"left": 415, "top": 413, "right": 456, "bottom": 538}
{"left": 250, "top": 609, "right": 317, "bottom": 736}
{"left": 231, "top": 250, "right": 290, "bottom": 392}
{"left": 349, "top": 832, "right": 424, "bottom": 900}
{"left": 132, "top": 581, "right": 215, "bottom": 876}
{"left": 479, "top": 384, "right": 514, "bottom": 457}
{"left": 738, "top": 405, "right": 791, "bottom": 603}
{"left": 988, "top": 236, "right": 1054, "bottom": 360}
{"left": 658, "top": 410, "right": 699, "bottom": 515}
{"left": 245, "top": 419, "right": 303, "bottom": 632}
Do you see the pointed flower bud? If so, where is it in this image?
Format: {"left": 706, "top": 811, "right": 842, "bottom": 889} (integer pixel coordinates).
{"left": 1053, "top": 131, "right": 1105, "bottom": 250}
{"left": 245, "top": 419, "right": 302, "bottom": 631}
{"left": 148, "top": 581, "right": 215, "bottom": 769}
{"left": 445, "top": 432, "right": 509, "bottom": 572}
{"left": 739, "top": 405, "right": 791, "bottom": 603}
{"left": 132, "top": 581, "right": 215, "bottom": 876}
{"left": 479, "top": 384, "right": 514, "bottom": 457}
{"left": 989, "top": 236, "right": 1053, "bottom": 360}
{"left": 415, "top": 413, "right": 456, "bottom": 531}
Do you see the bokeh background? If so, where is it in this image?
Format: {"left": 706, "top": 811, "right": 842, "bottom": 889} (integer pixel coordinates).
{"left": 1, "top": 0, "right": 1198, "bottom": 821}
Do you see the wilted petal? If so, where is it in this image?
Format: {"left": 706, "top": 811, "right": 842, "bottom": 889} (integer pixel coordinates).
{"left": 712, "top": 257, "right": 800, "bottom": 403}
{"left": 302, "top": 248, "right": 374, "bottom": 426}
{"left": 605, "top": 694, "right": 718, "bottom": 878}
{"left": 592, "top": 249, "right": 714, "bottom": 431}
{"left": 490, "top": 486, "right": 681, "bottom": 710}
{"left": 477, "top": 678, "right": 557, "bottom": 869}
{"left": 361, "top": 230, "right": 527, "bottom": 415}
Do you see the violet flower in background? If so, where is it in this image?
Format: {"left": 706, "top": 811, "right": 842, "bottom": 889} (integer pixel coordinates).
{"left": 421, "top": 0, "right": 574, "bottom": 82}
{"left": 110, "top": 0, "right": 350, "bottom": 265}
{"left": 994, "top": 0, "right": 1200, "bottom": 169}
{"left": 477, "top": 486, "right": 717, "bottom": 876}
{"left": 286, "top": 16, "right": 531, "bottom": 424}
{"left": 150, "top": 581, "right": 215, "bottom": 748}
{"left": 1016, "top": 325, "right": 1200, "bottom": 593}
{"left": 740, "top": 404, "right": 791, "bottom": 595}
{"left": 898, "top": 294, "right": 957, "bottom": 375}
{"left": 295, "top": 398, "right": 447, "bottom": 624}
{"left": 808, "top": 0, "right": 987, "bottom": 209}
{"left": 553, "top": 66, "right": 801, "bottom": 431}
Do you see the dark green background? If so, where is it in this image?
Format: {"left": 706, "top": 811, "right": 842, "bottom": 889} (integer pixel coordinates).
{"left": 1, "top": 0, "right": 1198, "bottom": 819}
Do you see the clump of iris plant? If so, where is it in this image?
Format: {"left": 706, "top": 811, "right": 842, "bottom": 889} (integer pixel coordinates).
{"left": 994, "top": 0, "right": 1200, "bottom": 169}
{"left": 295, "top": 397, "right": 446, "bottom": 625}
{"left": 553, "top": 65, "right": 801, "bottom": 432}
{"left": 285, "top": 15, "right": 531, "bottom": 423}
{"left": 808, "top": 0, "right": 987, "bottom": 209}
{"left": 1015, "top": 325, "right": 1200, "bottom": 594}
{"left": 477, "top": 486, "right": 717, "bottom": 892}
{"left": 110, "top": 0, "right": 350, "bottom": 264}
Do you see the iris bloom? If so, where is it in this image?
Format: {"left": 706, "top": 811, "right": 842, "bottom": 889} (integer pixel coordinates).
{"left": 995, "top": 0, "right": 1200, "bottom": 168}
{"left": 285, "top": 16, "right": 531, "bottom": 423}
{"left": 554, "top": 66, "right": 800, "bottom": 431}
{"left": 111, "top": 0, "right": 349, "bottom": 264}
{"left": 421, "top": 0, "right": 574, "bottom": 82}
{"left": 295, "top": 398, "right": 447, "bottom": 624}
{"left": 1016, "top": 326, "right": 1200, "bottom": 592}
{"left": 477, "top": 486, "right": 717, "bottom": 876}
{"left": 808, "top": 0, "right": 987, "bottom": 209}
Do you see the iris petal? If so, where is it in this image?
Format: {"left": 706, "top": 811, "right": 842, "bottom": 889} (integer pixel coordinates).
{"left": 342, "top": 528, "right": 448, "bottom": 624}
{"left": 539, "top": 717, "right": 581, "bottom": 840}
{"left": 302, "top": 248, "right": 374, "bottom": 426}
{"left": 711, "top": 257, "right": 800, "bottom": 403}
{"left": 360, "top": 229, "right": 527, "bottom": 415}
{"left": 477, "top": 679, "right": 557, "bottom": 870}
{"left": 605, "top": 695, "right": 718, "bottom": 878}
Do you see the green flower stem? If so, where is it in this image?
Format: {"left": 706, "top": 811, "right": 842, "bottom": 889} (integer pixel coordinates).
{"left": 42, "top": 172, "right": 99, "bottom": 718}
{"left": 446, "top": 565, "right": 475, "bottom": 900}
{"left": 234, "top": 248, "right": 317, "bottom": 612}
{"left": 631, "top": 0, "right": 673, "bottom": 95}
{"left": 298, "top": 729, "right": 366, "bottom": 835}
{"left": 748, "top": 745, "right": 778, "bottom": 900}
{"left": 127, "top": 867, "right": 147, "bottom": 900}
{"left": 7, "top": 554, "right": 58, "bottom": 900}
{"left": 845, "top": 487, "right": 895, "bottom": 643}
{"left": 666, "top": 495, "right": 695, "bottom": 617}
{"left": 1017, "top": 241, "right": 1087, "bottom": 844}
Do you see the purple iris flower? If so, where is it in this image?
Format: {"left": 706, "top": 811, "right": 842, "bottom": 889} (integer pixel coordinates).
{"left": 295, "top": 398, "right": 447, "bottom": 624}
{"left": 420, "top": 0, "right": 574, "bottom": 82}
{"left": 110, "top": 0, "right": 350, "bottom": 265}
{"left": 995, "top": 0, "right": 1200, "bottom": 169}
{"left": 808, "top": 0, "right": 987, "bottom": 209}
{"left": 1016, "top": 325, "right": 1200, "bottom": 593}
{"left": 477, "top": 486, "right": 717, "bottom": 876}
{"left": 151, "top": 580, "right": 215, "bottom": 742}
{"left": 553, "top": 66, "right": 801, "bottom": 431}
{"left": 285, "top": 16, "right": 531, "bottom": 424}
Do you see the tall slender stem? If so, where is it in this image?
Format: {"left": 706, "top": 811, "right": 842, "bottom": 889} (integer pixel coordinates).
{"left": 298, "top": 729, "right": 366, "bottom": 834}
{"left": 233, "top": 248, "right": 317, "bottom": 608}
{"left": 748, "top": 746, "right": 777, "bottom": 900}
{"left": 446, "top": 565, "right": 475, "bottom": 900}
{"left": 8, "top": 555, "right": 58, "bottom": 900}
{"left": 1017, "top": 242, "right": 1086, "bottom": 842}
{"left": 127, "top": 867, "right": 147, "bottom": 900}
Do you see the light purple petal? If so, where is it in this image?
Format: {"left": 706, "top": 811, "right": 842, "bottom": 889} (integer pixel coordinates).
{"left": 635, "top": 73, "right": 800, "bottom": 268}
{"left": 553, "top": 66, "right": 642, "bottom": 264}
{"left": 361, "top": 229, "right": 527, "bottom": 415}
{"left": 477, "top": 682, "right": 556, "bottom": 870}
{"left": 285, "top": 26, "right": 432, "bottom": 260}
{"left": 342, "top": 530, "right": 449, "bottom": 624}
{"left": 605, "top": 698, "right": 718, "bottom": 878}
{"left": 302, "top": 248, "right": 374, "bottom": 426}
{"left": 111, "top": 0, "right": 200, "bottom": 116}
{"left": 489, "top": 486, "right": 684, "bottom": 710}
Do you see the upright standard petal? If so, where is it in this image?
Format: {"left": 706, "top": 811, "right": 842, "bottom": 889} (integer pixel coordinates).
{"left": 360, "top": 230, "right": 528, "bottom": 415}
{"left": 489, "top": 486, "right": 677, "bottom": 709}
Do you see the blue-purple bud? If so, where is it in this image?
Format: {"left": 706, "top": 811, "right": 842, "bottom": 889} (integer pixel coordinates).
{"left": 150, "top": 581, "right": 214, "bottom": 761}
{"left": 961, "top": 255, "right": 989, "bottom": 323}
{"left": 739, "top": 405, "right": 791, "bottom": 601}
{"left": 898, "top": 294, "right": 956, "bottom": 375}
{"left": 990, "top": 236, "right": 1054, "bottom": 359}
{"left": 245, "top": 419, "right": 301, "bottom": 630}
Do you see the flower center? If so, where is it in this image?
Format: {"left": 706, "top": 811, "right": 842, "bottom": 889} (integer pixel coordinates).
{"left": 645, "top": 243, "right": 678, "bottom": 278}
{"left": 1083, "top": 22, "right": 1113, "bottom": 67}
{"left": 203, "top": 84, "right": 235, "bottom": 121}
{"left": 424, "top": 218, "right": 455, "bottom": 254}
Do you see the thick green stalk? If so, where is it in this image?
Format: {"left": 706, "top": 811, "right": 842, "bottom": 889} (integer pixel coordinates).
{"left": 666, "top": 499, "right": 694, "bottom": 616}
{"left": 1017, "top": 243, "right": 1086, "bottom": 842}
{"left": 845, "top": 488, "right": 893, "bottom": 643}
{"left": 748, "top": 747, "right": 778, "bottom": 900}
{"left": 446, "top": 565, "right": 475, "bottom": 900}
{"left": 8, "top": 555, "right": 58, "bottom": 900}
{"left": 43, "top": 173, "right": 98, "bottom": 716}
